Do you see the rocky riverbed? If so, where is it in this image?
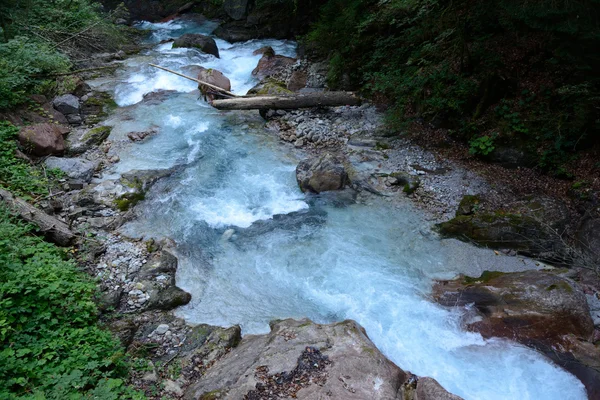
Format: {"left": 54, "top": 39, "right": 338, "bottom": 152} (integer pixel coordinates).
{"left": 5, "top": 11, "right": 599, "bottom": 400}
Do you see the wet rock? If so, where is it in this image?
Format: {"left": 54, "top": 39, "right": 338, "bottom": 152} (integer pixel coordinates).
{"left": 416, "top": 377, "right": 464, "bottom": 400}
{"left": 142, "top": 90, "right": 177, "bottom": 105}
{"left": 223, "top": 0, "right": 251, "bottom": 20}
{"left": 44, "top": 156, "right": 97, "bottom": 183}
{"left": 252, "top": 46, "right": 274, "bottom": 57}
{"left": 433, "top": 270, "right": 594, "bottom": 341}
{"left": 18, "top": 123, "right": 68, "bottom": 156}
{"left": 66, "top": 126, "right": 111, "bottom": 155}
{"left": 296, "top": 153, "right": 348, "bottom": 193}
{"left": 184, "top": 319, "right": 460, "bottom": 400}
{"left": 127, "top": 130, "right": 155, "bottom": 142}
{"left": 173, "top": 33, "right": 219, "bottom": 58}
{"left": 252, "top": 54, "right": 296, "bottom": 81}
{"left": 197, "top": 67, "right": 231, "bottom": 101}
{"left": 53, "top": 94, "right": 80, "bottom": 115}
{"left": 146, "top": 285, "right": 192, "bottom": 311}
{"left": 432, "top": 270, "right": 597, "bottom": 398}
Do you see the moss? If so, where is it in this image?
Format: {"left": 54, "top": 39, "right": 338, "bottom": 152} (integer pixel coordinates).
{"left": 114, "top": 191, "right": 145, "bottom": 211}
{"left": 402, "top": 177, "right": 420, "bottom": 194}
{"left": 374, "top": 141, "right": 391, "bottom": 150}
{"left": 82, "top": 126, "right": 112, "bottom": 144}
{"left": 456, "top": 195, "right": 481, "bottom": 216}
{"left": 199, "top": 389, "right": 228, "bottom": 400}
{"left": 248, "top": 79, "right": 292, "bottom": 96}
{"left": 464, "top": 270, "right": 505, "bottom": 285}
{"left": 546, "top": 281, "right": 573, "bottom": 293}
{"left": 361, "top": 346, "right": 376, "bottom": 355}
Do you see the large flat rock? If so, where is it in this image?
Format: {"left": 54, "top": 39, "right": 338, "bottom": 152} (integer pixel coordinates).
{"left": 184, "top": 318, "right": 461, "bottom": 400}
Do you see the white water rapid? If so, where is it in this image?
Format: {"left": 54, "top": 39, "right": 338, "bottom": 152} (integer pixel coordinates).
{"left": 91, "top": 19, "right": 588, "bottom": 400}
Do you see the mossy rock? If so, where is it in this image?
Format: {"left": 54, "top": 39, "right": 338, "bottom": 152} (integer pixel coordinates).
{"left": 114, "top": 191, "right": 145, "bottom": 211}
{"left": 463, "top": 270, "right": 505, "bottom": 285}
{"left": 247, "top": 79, "right": 292, "bottom": 96}
{"left": 456, "top": 195, "right": 481, "bottom": 216}
{"left": 436, "top": 212, "right": 559, "bottom": 256}
{"left": 81, "top": 126, "right": 112, "bottom": 145}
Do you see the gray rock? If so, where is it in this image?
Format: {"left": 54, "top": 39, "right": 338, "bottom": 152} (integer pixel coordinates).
{"left": 296, "top": 153, "right": 348, "bottom": 193}
{"left": 173, "top": 34, "right": 219, "bottom": 58}
{"left": 53, "top": 94, "right": 80, "bottom": 115}
{"left": 155, "top": 324, "right": 169, "bottom": 335}
{"left": 45, "top": 156, "right": 96, "bottom": 183}
{"left": 163, "top": 380, "right": 183, "bottom": 396}
{"left": 184, "top": 319, "right": 460, "bottom": 400}
{"left": 66, "top": 126, "right": 111, "bottom": 155}
{"left": 416, "top": 377, "right": 464, "bottom": 400}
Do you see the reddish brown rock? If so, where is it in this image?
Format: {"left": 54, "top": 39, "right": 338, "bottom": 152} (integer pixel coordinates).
{"left": 198, "top": 67, "right": 231, "bottom": 101}
{"left": 433, "top": 270, "right": 598, "bottom": 399}
{"left": 287, "top": 70, "right": 308, "bottom": 92}
{"left": 252, "top": 54, "right": 296, "bottom": 81}
{"left": 18, "top": 123, "right": 69, "bottom": 156}
{"left": 252, "top": 46, "right": 274, "bottom": 57}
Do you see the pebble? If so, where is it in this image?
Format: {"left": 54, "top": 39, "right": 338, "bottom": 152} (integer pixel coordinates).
{"left": 155, "top": 324, "right": 169, "bottom": 335}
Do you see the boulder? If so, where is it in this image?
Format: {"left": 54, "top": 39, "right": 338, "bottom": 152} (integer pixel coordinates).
{"left": 432, "top": 270, "right": 597, "bottom": 398}
{"left": 66, "top": 126, "right": 112, "bottom": 155}
{"left": 197, "top": 67, "right": 231, "bottom": 101}
{"left": 433, "top": 270, "right": 594, "bottom": 341}
{"left": 247, "top": 79, "right": 292, "bottom": 96}
{"left": 223, "top": 0, "right": 251, "bottom": 20}
{"left": 184, "top": 318, "right": 461, "bottom": 400}
{"left": 287, "top": 70, "right": 308, "bottom": 92}
{"left": 173, "top": 34, "right": 219, "bottom": 58}
{"left": 252, "top": 46, "right": 274, "bottom": 57}
{"left": 296, "top": 153, "right": 348, "bottom": 193}
{"left": 18, "top": 123, "right": 68, "bottom": 156}
{"left": 437, "top": 196, "right": 569, "bottom": 259}
{"left": 44, "top": 156, "right": 97, "bottom": 183}
{"left": 52, "top": 94, "right": 80, "bottom": 115}
{"left": 252, "top": 54, "right": 296, "bottom": 81}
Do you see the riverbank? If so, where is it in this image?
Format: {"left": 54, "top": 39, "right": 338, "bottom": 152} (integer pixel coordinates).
{"left": 1, "top": 10, "right": 597, "bottom": 400}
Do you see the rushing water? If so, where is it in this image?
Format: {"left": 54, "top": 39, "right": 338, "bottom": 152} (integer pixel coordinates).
{"left": 93, "top": 19, "right": 588, "bottom": 400}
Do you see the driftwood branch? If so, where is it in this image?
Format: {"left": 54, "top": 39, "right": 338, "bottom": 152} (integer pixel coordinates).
{"left": 149, "top": 63, "right": 238, "bottom": 97}
{"left": 211, "top": 92, "right": 361, "bottom": 110}
{"left": 0, "top": 188, "right": 75, "bottom": 246}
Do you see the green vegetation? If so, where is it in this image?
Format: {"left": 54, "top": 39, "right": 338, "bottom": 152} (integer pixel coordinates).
{"left": 0, "top": 206, "right": 142, "bottom": 399}
{"left": 0, "top": 122, "right": 50, "bottom": 197}
{"left": 0, "top": 0, "right": 128, "bottom": 110}
{"left": 306, "top": 0, "right": 600, "bottom": 176}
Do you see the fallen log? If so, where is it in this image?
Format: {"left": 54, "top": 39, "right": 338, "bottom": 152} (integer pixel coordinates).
{"left": 211, "top": 91, "right": 361, "bottom": 110}
{"left": 0, "top": 188, "right": 75, "bottom": 246}
{"left": 149, "top": 63, "right": 237, "bottom": 97}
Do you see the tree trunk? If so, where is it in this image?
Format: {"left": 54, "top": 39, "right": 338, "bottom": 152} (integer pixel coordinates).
{"left": 211, "top": 92, "right": 361, "bottom": 110}
{"left": 0, "top": 188, "right": 75, "bottom": 246}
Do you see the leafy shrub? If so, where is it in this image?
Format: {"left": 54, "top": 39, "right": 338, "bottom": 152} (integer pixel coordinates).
{"left": 307, "top": 0, "right": 600, "bottom": 174}
{"left": 0, "top": 206, "right": 142, "bottom": 399}
{"left": 0, "top": 38, "right": 70, "bottom": 109}
{"left": 0, "top": 121, "right": 50, "bottom": 197}
{"left": 469, "top": 134, "right": 496, "bottom": 156}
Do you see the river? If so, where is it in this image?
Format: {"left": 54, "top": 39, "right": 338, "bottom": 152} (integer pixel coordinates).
{"left": 89, "top": 18, "right": 588, "bottom": 400}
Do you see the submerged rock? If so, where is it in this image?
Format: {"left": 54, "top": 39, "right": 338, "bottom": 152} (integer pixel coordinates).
{"left": 296, "top": 153, "right": 348, "bottom": 193}
{"left": 184, "top": 318, "right": 461, "bottom": 400}
{"left": 18, "top": 123, "right": 68, "bottom": 156}
{"left": 173, "top": 33, "right": 219, "bottom": 58}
